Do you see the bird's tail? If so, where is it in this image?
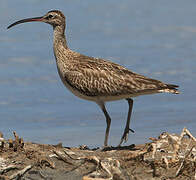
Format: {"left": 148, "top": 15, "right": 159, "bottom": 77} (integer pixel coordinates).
{"left": 159, "top": 84, "right": 180, "bottom": 94}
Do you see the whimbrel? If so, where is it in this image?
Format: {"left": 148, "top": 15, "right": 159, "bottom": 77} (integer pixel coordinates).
{"left": 7, "top": 10, "right": 179, "bottom": 147}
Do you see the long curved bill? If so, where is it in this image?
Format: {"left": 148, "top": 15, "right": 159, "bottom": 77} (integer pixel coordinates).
{"left": 7, "top": 16, "right": 44, "bottom": 29}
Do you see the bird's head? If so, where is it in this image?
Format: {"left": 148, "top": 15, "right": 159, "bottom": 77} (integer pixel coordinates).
{"left": 7, "top": 10, "right": 65, "bottom": 29}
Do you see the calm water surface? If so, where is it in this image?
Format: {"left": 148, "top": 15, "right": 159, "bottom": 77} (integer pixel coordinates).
{"left": 0, "top": 0, "right": 196, "bottom": 147}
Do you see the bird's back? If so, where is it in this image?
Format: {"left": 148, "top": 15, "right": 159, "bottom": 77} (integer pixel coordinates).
{"left": 56, "top": 50, "right": 179, "bottom": 101}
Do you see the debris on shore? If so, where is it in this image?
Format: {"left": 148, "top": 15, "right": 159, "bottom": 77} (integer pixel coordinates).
{"left": 0, "top": 128, "right": 195, "bottom": 180}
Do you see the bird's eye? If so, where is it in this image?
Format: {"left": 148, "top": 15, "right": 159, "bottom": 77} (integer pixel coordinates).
{"left": 46, "top": 14, "right": 54, "bottom": 20}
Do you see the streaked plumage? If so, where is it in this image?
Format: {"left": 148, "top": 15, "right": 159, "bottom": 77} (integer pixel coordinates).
{"left": 7, "top": 10, "right": 179, "bottom": 147}
{"left": 56, "top": 49, "right": 178, "bottom": 99}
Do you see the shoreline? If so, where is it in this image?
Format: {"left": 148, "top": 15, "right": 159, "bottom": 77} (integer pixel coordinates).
{"left": 0, "top": 128, "right": 195, "bottom": 180}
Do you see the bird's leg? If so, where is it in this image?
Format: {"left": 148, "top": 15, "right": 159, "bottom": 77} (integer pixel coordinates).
{"left": 97, "top": 102, "right": 111, "bottom": 147}
{"left": 118, "top": 98, "right": 134, "bottom": 146}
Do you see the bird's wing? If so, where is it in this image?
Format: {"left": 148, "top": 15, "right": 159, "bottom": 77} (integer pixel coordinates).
{"left": 63, "top": 55, "right": 169, "bottom": 97}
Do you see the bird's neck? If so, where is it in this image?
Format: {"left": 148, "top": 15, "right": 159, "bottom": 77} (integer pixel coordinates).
{"left": 53, "top": 25, "right": 68, "bottom": 50}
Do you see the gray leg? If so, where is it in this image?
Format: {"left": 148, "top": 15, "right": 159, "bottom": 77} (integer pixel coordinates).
{"left": 118, "top": 98, "right": 133, "bottom": 146}
{"left": 97, "top": 102, "right": 111, "bottom": 147}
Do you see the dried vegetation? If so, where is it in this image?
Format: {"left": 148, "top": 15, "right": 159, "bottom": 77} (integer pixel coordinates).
{"left": 0, "top": 128, "right": 195, "bottom": 180}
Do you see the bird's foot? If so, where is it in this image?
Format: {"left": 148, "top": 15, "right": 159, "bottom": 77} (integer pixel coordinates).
{"left": 118, "top": 128, "right": 134, "bottom": 147}
{"left": 129, "top": 128, "right": 135, "bottom": 133}
{"left": 96, "top": 145, "right": 112, "bottom": 152}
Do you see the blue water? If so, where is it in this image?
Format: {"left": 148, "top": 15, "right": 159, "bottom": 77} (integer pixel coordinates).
{"left": 0, "top": 0, "right": 195, "bottom": 147}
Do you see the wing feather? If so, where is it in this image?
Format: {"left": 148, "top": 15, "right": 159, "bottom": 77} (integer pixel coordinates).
{"left": 62, "top": 54, "right": 172, "bottom": 97}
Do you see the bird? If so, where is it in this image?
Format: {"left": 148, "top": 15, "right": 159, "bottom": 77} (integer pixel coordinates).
{"left": 7, "top": 10, "right": 179, "bottom": 147}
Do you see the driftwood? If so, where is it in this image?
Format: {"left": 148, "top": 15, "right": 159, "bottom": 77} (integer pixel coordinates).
{"left": 0, "top": 128, "right": 195, "bottom": 179}
{"left": 9, "top": 165, "right": 32, "bottom": 179}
